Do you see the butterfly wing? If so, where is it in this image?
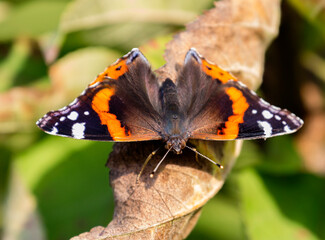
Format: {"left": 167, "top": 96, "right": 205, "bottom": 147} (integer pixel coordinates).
{"left": 37, "top": 49, "right": 163, "bottom": 141}
{"left": 177, "top": 49, "right": 303, "bottom": 140}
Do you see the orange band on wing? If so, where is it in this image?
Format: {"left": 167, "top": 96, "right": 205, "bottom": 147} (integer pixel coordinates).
{"left": 92, "top": 88, "right": 130, "bottom": 140}
{"left": 219, "top": 87, "right": 249, "bottom": 139}
{"left": 90, "top": 59, "right": 128, "bottom": 86}
{"left": 201, "top": 59, "right": 237, "bottom": 84}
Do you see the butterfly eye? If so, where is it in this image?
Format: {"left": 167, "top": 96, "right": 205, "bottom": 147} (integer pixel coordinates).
{"left": 180, "top": 139, "right": 186, "bottom": 149}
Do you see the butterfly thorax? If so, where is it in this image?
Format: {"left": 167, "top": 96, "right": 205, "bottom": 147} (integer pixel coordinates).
{"left": 160, "top": 78, "right": 189, "bottom": 154}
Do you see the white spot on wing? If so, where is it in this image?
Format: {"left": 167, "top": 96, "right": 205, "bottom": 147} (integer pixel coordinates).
{"left": 260, "top": 99, "right": 270, "bottom": 106}
{"left": 282, "top": 121, "right": 287, "bottom": 125}
{"left": 72, "top": 123, "right": 86, "bottom": 139}
{"left": 60, "top": 116, "right": 66, "bottom": 122}
{"left": 275, "top": 115, "right": 281, "bottom": 120}
{"left": 271, "top": 105, "right": 281, "bottom": 111}
{"left": 252, "top": 109, "right": 257, "bottom": 114}
{"left": 257, "top": 121, "right": 272, "bottom": 138}
{"left": 238, "top": 81, "right": 246, "bottom": 88}
{"left": 262, "top": 110, "right": 273, "bottom": 119}
{"left": 84, "top": 111, "right": 89, "bottom": 115}
{"left": 49, "top": 127, "right": 58, "bottom": 135}
{"left": 284, "top": 125, "right": 291, "bottom": 133}
{"left": 90, "top": 82, "right": 100, "bottom": 88}
{"left": 69, "top": 98, "right": 78, "bottom": 106}
{"left": 67, "top": 111, "right": 78, "bottom": 121}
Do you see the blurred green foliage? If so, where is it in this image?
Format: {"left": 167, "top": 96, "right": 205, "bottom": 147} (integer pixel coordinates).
{"left": 0, "top": 0, "right": 324, "bottom": 239}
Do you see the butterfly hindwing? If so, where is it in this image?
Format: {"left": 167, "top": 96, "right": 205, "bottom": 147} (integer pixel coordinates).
{"left": 37, "top": 49, "right": 163, "bottom": 141}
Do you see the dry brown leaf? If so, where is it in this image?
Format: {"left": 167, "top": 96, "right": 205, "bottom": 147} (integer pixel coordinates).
{"left": 71, "top": 0, "right": 281, "bottom": 239}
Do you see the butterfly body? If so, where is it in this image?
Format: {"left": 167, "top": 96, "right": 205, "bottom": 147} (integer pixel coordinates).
{"left": 158, "top": 78, "right": 188, "bottom": 153}
{"left": 37, "top": 48, "right": 303, "bottom": 156}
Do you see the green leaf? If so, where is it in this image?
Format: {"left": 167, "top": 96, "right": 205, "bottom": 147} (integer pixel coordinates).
{"left": 0, "top": 1, "right": 68, "bottom": 41}
{"left": 0, "top": 38, "right": 31, "bottom": 91}
{"left": 15, "top": 137, "right": 114, "bottom": 239}
{"left": 15, "top": 137, "right": 92, "bottom": 189}
{"left": 238, "top": 169, "right": 319, "bottom": 240}
{"left": 287, "top": 0, "right": 325, "bottom": 40}
{"left": 60, "top": 0, "right": 214, "bottom": 32}
{"left": 258, "top": 136, "right": 303, "bottom": 174}
{"left": 234, "top": 141, "right": 263, "bottom": 170}
{"left": 261, "top": 173, "right": 325, "bottom": 239}
{"left": 189, "top": 176, "right": 245, "bottom": 240}
{"left": 60, "top": 0, "right": 214, "bottom": 50}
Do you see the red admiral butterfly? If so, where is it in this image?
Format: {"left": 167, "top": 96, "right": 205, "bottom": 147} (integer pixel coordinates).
{"left": 37, "top": 48, "right": 303, "bottom": 169}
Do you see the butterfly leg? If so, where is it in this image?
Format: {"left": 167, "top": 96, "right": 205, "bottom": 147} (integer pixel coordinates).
{"left": 136, "top": 147, "right": 161, "bottom": 183}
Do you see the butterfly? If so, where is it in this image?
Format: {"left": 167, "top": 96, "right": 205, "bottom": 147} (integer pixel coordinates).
{"left": 37, "top": 48, "right": 303, "bottom": 171}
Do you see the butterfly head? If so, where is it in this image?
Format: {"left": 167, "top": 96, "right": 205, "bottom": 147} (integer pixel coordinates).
{"left": 165, "top": 136, "right": 187, "bottom": 154}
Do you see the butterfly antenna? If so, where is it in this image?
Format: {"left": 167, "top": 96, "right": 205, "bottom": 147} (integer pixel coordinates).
{"left": 150, "top": 147, "right": 172, "bottom": 178}
{"left": 185, "top": 145, "right": 223, "bottom": 169}
{"left": 136, "top": 146, "right": 161, "bottom": 183}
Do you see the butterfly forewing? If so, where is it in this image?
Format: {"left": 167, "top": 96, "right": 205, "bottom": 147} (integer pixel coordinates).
{"left": 37, "top": 49, "right": 163, "bottom": 142}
